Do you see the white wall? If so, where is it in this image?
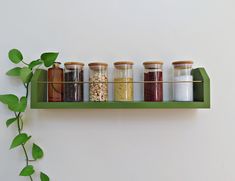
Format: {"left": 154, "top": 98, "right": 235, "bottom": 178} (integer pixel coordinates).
{"left": 0, "top": 0, "right": 234, "bottom": 180}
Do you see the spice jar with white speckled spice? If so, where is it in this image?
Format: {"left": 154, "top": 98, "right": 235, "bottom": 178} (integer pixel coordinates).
{"left": 88, "top": 62, "right": 108, "bottom": 102}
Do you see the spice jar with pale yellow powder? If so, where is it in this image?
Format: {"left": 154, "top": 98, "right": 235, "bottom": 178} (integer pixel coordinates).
{"left": 114, "top": 61, "right": 134, "bottom": 101}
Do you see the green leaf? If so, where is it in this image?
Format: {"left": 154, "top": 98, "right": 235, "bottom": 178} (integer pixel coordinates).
{"left": 0, "top": 94, "right": 18, "bottom": 111}
{"left": 28, "top": 59, "right": 43, "bottom": 69}
{"left": 6, "top": 67, "right": 22, "bottom": 76}
{"left": 8, "top": 49, "right": 23, "bottom": 64}
{"left": 10, "top": 133, "right": 31, "bottom": 149}
{"left": 41, "top": 52, "right": 59, "bottom": 67}
{"left": 0, "top": 94, "right": 18, "bottom": 106}
{"left": 19, "top": 97, "right": 27, "bottom": 112}
{"left": 6, "top": 117, "right": 17, "bottom": 127}
{"left": 20, "top": 67, "right": 33, "bottom": 83}
{"left": 10, "top": 96, "right": 27, "bottom": 112}
{"left": 32, "top": 143, "right": 44, "bottom": 160}
{"left": 0, "top": 95, "right": 27, "bottom": 112}
{"left": 20, "top": 165, "right": 35, "bottom": 176}
{"left": 40, "top": 172, "right": 50, "bottom": 181}
{"left": 8, "top": 96, "right": 27, "bottom": 112}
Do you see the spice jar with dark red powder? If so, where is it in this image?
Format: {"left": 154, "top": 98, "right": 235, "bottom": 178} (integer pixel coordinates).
{"left": 143, "top": 61, "right": 163, "bottom": 102}
{"left": 64, "top": 62, "right": 84, "bottom": 102}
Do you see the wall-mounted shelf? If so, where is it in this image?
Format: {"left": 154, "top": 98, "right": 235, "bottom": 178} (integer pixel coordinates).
{"left": 31, "top": 68, "right": 210, "bottom": 109}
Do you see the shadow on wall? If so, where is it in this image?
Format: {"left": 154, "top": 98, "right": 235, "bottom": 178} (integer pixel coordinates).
{"left": 32, "top": 109, "right": 198, "bottom": 123}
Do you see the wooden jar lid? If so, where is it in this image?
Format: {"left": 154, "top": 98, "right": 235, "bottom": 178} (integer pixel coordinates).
{"left": 172, "top": 60, "right": 194, "bottom": 65}
{"left": 88, "top": 62, "right": 108, "bottom": 70}
{"left": 88, "top": 62, "right": 108, "bottom": 67}
{"left": 114, "top": 61, "right": 134, "bottom": 66}
{"left": 64, "top": 62, "right": 84, "bottom": 66}
{"left": 143, "top": 61, "right": 164, "bottom": 65}
{"left": 53, "top": 62, "right": 62, "bottom": 68}
{"left": 53, "top": 62, "right": 62, "bottom": 66}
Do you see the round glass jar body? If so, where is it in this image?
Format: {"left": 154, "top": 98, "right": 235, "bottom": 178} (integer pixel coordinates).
{"left": 114, "top": 61, "right": 134, "bottom": 101}
{"left": 48, "top": 62, "right": 64, "bottom": 102}
{"left": 64, "top": 62, "right": 84, "bottom": 102}
{"left": 173, "top": 61, "right": 193, "bottom": 101}
{"left": 89, "top": 62, "right": 108, "bottom": 102}
{"left": 143, "top": 61, "right": 163, "bottom": 102}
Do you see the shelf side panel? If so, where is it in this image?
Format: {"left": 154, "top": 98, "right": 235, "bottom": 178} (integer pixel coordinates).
{"left": 192, "top": 68, "right": 210, "bottom": 108}
{"left": 31, "top": 69, "right": 47, "bottom": 108}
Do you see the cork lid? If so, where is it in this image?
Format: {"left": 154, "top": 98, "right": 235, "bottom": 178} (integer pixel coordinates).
{"left": 88, "top": 62, "right": 108, "bottom": 67}
{"left": 64, "top": 62, "right": 84, "bottom": 66}
{"left": 143, "top": 61, "right": 164, "bottom": 65}
{"left": 172, "top": 60, "right": 193, "bottom": 65}
{"left": 53, "top": 62, "right": 62, "bottom": 68}
{"left": 114, "top": 61, "right": 134, "bottom": 66}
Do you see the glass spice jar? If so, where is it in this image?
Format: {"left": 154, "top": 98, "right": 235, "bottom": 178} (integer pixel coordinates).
{"left": 143, "top": 61, "right": 163, "bottom": 102}
{"left": 48, "top": 62, "right": 64, "bottom": 102}
{"left": 114, "top": 61, "right": 134, "bottom": 101}
{"left": 172, "top": 60, "right": 194, "bottom": 101}
{"left": 64, "top": 62, "right": 84, "bottom": 102}
{"left": 88, "top": 62, "right": 108, "bottom": 102}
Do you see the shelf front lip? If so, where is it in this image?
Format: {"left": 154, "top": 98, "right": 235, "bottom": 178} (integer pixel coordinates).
{"left": 37, "top": 80, "right": 203, "bottom": 84}
{"left": 31, "top": 101, "right": 210, "bottom": 109}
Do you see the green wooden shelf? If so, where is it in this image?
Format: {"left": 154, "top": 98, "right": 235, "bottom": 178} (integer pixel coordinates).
{"left": 31, "top": 68, "right": 210, "bottom": 109}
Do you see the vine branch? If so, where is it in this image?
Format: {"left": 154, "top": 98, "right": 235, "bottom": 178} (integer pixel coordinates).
{"left": 14, "top": 83, "right": 33, "bottom": 181}
{"left": 0, "top": 49, "right": 57, "bottom": 181}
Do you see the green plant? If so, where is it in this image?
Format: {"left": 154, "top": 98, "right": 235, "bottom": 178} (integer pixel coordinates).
{"left": 0, "top": 49, "right": 59, "bottom": 181}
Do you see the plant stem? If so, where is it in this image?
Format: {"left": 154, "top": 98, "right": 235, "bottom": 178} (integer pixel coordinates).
{"left": 19, "top": 116, "right": 24, "bottom": 131}
{"left": 15, "top": 83, "right": 33, "bottom": 181}
{"left": 22, "top": 60, "right": 29, "bottom": 66}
